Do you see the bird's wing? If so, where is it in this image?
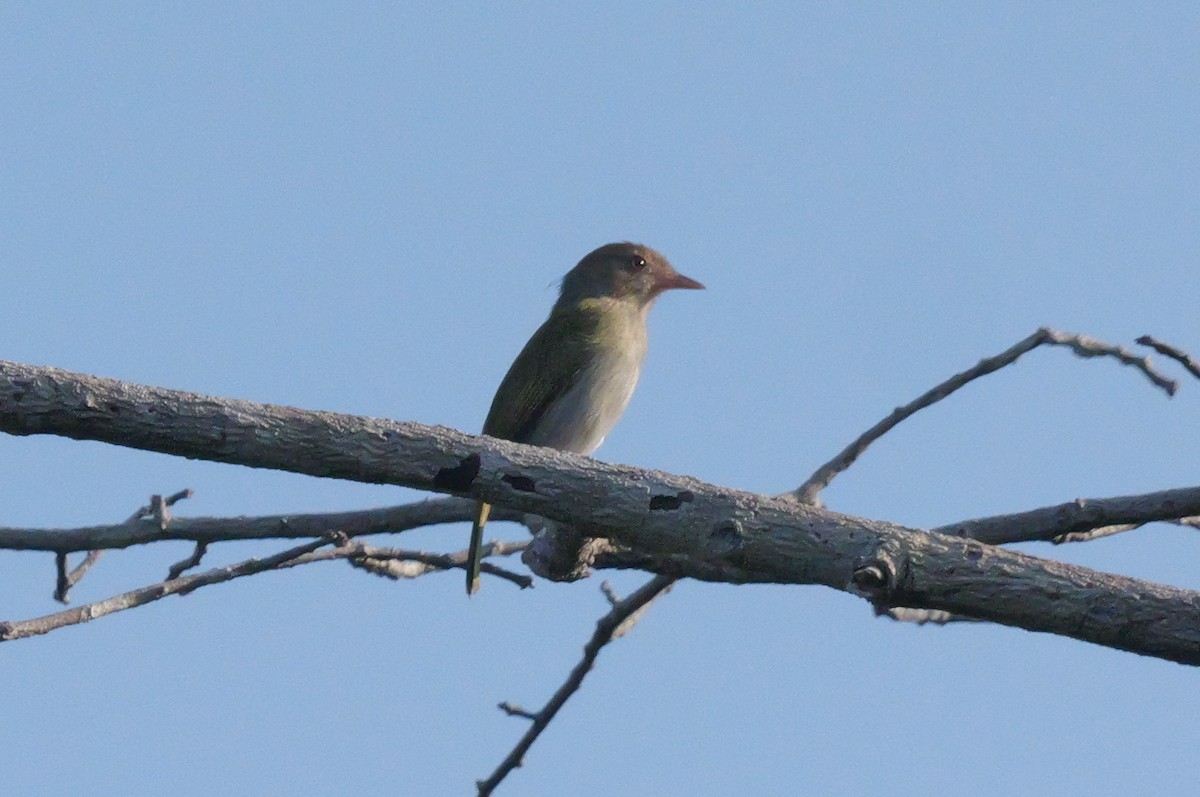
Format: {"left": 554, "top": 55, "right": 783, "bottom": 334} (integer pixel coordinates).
{"left": 482, "top": 307, "right": 602, "bottom": 443}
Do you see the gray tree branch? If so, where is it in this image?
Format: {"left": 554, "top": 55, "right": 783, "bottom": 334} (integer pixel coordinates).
{"left": 790, "top": 328, "right": 1183, "bottom": 506}
{"left": 2, "top": 360, "right": 1200, "bottom": 664}
{"left": 0, "top": 537, "right": 531, "bottom": 642}
{"left": 934, "top": 486, "right": 1200, "bottom": 545}
{"left": 477, "top": 575, "right": 675, "bottom": 796}
{"left": 0, "top": 496, "right": 522, "bottom": 553}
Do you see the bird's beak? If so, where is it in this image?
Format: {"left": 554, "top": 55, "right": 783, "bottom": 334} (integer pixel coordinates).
{"left": 656, "top": 272, "right": 705, "bottom": 292}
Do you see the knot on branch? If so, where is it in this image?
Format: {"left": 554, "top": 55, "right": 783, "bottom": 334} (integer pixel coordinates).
{"left": 851, "top": 552, "right": 901, "bottom": 600}
{"left": 708, "top": 520, "right": 745, "bottom": 554}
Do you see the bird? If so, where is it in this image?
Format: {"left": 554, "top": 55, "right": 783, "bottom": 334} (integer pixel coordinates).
{"left": 466, "top": 242, "right": 704, "bottom": 594}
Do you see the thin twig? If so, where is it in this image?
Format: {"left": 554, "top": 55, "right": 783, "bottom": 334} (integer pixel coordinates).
{"left": 497, "top": 702, "right": 538, "bottom": 720}
{"left": 7, "top": 537, "right": 535, "bottom": 642}
{"left": 791, "top": 328, "right": 1182, "bottom": 505}
{"left": 477, "top": 575, "right": 676, "bottom": 796}
{"left": 1053, "top": 516, "right": 1200, "bottom": 544}
{"left": 129, "top": 489, "right": 193, "bottom": 526}
{"left": 346, "top": 542, "right": 532, "bottom": 589}
{"left": 53, "top": 549, "right": 105, "bottom": 604}
{"left": 1052, "top": 524, "right": 1140, "bottom": 544}
{"left": 166, "top": 542, "right": 210, "bottom": 580}
{"left": 60, "top": 492, "right": 173, "bottom": 601}
{"left": 53, "top": 489, "right": 197, "bottom": 603}
{"left": 1137, "top": 335, "right": 1200, "bottom": 380}
{"left": 53, "top": 553, "right": 68, "bottom": 603}
{"left": 1047, "top": 330, "right": 1178, "bottom": 394}
{"left": 933, "top": 485, "right": 1200, "bottom": 545}
{"left": 2, "top": 537, "right": 338, "bottom": 642}
{"left": 164, "top": 488, "right": 194, "bottom": 507}
{"left": 0, "top": 497, "right": 523, "bottom": 553}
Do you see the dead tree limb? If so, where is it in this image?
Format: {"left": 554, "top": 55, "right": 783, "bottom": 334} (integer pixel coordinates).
{"left": 3, "top": 359, "right": 1200, "bottom": 664}
{"left": 477, "top": 575, "right": 675, "bottom": 796}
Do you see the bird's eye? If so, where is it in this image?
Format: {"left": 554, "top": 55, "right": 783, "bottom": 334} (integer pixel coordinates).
{"left": 627, "top": 256, "right": 647, "bottom": 271}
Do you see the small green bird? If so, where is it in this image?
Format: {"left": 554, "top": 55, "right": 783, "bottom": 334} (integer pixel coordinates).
{"left": 466, "top": 242, "right": 704, "bottom": 594}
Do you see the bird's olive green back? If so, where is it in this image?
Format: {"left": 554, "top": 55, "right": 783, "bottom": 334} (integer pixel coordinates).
{"left": 482, "top": 301, "right": 613, "bottom": 443}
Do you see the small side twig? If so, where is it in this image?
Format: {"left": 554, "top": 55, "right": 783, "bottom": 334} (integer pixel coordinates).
{"left": 53, "top": 549, "right": 105, "bottom": 604}
{"left": 477, "top": 574, "right": 676, "bottom": 796}
{"left": 791, "top": 328, "right": 1184, "bottom": 505}
{"left": 54, "top": 489, "right": 197, "bottom": 604}
{"left": 497, "top": 702, "right": 538, "bottom": 720}
{"left": 53, "top": 553, "right": 69, "bottom": 603}
{"left": 600, "top": 581, "right": 621, "bottom": 607}
{"left": 1053, "top": 516, "right": 1200, "bottom": 544}
{"left": 130, "top": 488, "right": 193, "bottom": 525}
{"left": 167, "top": 542, "right": 210, "bottom": 580}
{"left": 4, "top": 536, "right": 338, "bottom": 642}
{"left": 347, "top": 541, "right": 532, "bottom": 589}
{"left": 1137, "top": 335, "right": 1200, "bottom": 380}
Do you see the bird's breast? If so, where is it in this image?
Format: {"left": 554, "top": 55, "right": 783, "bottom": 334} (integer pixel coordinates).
{"left": 527, "top": 341, "right": 645, "bottom": 455}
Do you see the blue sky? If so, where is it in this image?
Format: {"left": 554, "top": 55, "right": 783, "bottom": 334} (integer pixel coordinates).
{"left": 2, "top": 4, "right": 1199, "bottom": 795}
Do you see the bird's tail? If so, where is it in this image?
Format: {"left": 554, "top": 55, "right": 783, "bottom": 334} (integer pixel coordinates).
{"left": 466, "top": 501, "right": 491, "bottom": 596}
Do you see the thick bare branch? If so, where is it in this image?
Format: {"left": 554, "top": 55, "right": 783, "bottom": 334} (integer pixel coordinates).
{"left": 478, "top": 575, "right": 675, "bottom": 795}
{"left": 791, "top": 328, "right": 1185, "bottom": 505}
{"left": 4, "top": 360, "right": 1200, "bottom": 664}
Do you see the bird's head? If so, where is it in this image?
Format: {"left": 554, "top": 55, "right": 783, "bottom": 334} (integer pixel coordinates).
{"left": 558, "top": 242, "right": 704, "bottom": 309}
